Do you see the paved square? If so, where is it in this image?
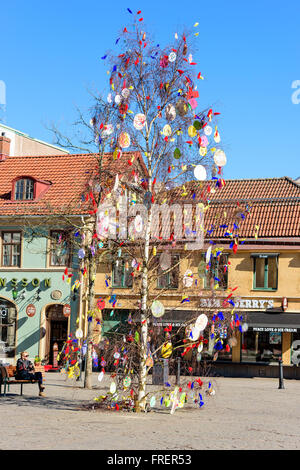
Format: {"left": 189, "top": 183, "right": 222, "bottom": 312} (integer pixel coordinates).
{"left": 0, "top": 372, "right": 299, "bottom": 450}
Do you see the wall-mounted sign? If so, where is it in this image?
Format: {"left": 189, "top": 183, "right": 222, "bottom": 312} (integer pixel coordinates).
{"left": 51, "top": 290, "right": 62, "bottom": 300}
{"left": 26, "top": 304, "right": 36, "bottom": 317}
{"left": 199, "top": 297, "right": 274, "bottom": 310}
{"left": 0, "top": 278, "right": 51, "bottom": 288}
{"left": 63, "top": 304, "right": 71, "bottom": 317}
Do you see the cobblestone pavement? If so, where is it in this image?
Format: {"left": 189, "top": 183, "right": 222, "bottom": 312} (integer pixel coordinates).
{"left": 0, "top": 371, "right": 299, "bottom": 450}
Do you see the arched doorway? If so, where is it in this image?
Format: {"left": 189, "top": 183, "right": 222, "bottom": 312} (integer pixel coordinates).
{"left": 0, "top": 298, "right": 17, "bottom": 360}
{"left": 45, "top": 304, "right": 68, "bottom": 366}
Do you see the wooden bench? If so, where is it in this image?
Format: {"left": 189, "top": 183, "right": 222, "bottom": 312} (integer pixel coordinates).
{"left": 0, "top": 365, "right": 45, "bottom": 396}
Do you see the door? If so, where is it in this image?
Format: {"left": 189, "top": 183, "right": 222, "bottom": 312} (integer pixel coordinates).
{"left": 46, "top": 305, "right": 68, "bottom": 366}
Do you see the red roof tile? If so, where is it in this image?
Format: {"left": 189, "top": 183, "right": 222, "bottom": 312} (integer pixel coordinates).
{"left": 0, "top": 151, "right": 147, "bottom": 216}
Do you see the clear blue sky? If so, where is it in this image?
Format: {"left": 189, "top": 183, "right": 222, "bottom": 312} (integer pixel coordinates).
{"left": 1, "top": 0, "right": 300, "bottom": 180}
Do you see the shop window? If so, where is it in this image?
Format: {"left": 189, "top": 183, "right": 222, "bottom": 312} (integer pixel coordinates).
{"left": 112, "top": 259, "right": 133, "bottom": 288}
{"left": 203, "top": 253, "right": 228, "bottom": 290}
{"left": 50, "top": 230, "right": 71, "bottom": 267}
{"left": 0, "top": 301, "right": 17, "bottom": 358}
{"left": 241, "top": 330, "right": 282, "bottom": 363}
{"left": 291, "top": 332, "right": 300, "bottom": 366}
{"left": 157, "top": 254, "right": 179, "bottom": 289}
{"left": 14, "top": 178, "right": 34, "bottom": 201}
{"left": 252, "top": 254, "right": 278, "bottom": 290}
{"left": 1, "top": 231, "right": 21, "bottom": 267}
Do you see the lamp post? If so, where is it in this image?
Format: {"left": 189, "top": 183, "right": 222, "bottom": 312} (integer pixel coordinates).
{"left": 278, "top": 357, "right": 285, "bottom": 389}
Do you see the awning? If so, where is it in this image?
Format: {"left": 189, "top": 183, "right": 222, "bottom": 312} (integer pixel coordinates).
{"left": 245, "top": 311, "right": 300, "bottom": 333}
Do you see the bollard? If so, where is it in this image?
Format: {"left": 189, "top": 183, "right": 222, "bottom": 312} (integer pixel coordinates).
{"left": 176, "top": 357, "right": 181, "bottom": 386}
{"left": 278, "top": 358, "right": 285, "bottom": 389}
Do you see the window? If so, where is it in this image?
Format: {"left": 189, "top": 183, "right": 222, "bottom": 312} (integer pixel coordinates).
{"left": 15, "top": 178, "right": 34, "bottom": 200}
{"left": 203, "top": 253, "right": 228, "bottom": 290}
{"left": 112, "top": 259, "right": 133, "bottom": 288}
{"left": 50, "top": 230, "right": 71, "bottom": 267}
{"left": 0, "top": 301, "right": 17, "bottom": 358}
{"left": 157, "top": 254, "right": 179, "bottom": 289}
{"left": 252, "top": 254, "right": 278, "bottom": 290}
{"left": 1, "top": 232, "right": 21, "bottom": 267}
{"left": 241, "top": 330, "right": 282, "bottom": 363}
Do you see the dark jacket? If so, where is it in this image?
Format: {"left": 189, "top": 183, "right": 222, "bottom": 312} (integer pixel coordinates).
{"left": 15, "top": 358, "right": 35, "bottom": 380}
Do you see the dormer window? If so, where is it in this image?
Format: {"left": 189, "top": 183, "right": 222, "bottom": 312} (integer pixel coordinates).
{"left": 15, "top": 178, "right": 34, "bottom": 200}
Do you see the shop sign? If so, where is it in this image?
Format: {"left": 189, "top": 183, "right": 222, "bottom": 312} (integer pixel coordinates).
{"left": 253, "top": 327, "right": 297, "bottom": 333}
{"left": 26, "top": 304, "right": 36, "bottom": 318}
{"left": 199, "top": 297, "right": 274, "bottom": 310}
{"left": 63, "top": 304, "right": 71, "bottom": 317}
{"left": 0, "top": 278, "right": 51, "bottom": 288}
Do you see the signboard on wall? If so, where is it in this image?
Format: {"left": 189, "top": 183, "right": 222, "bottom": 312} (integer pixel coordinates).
{"left": 26, "top": 304, "right": 36, "bottom": 318}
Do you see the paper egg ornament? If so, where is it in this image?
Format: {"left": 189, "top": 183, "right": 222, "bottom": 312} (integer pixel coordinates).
{"left": 188, "top": 125, "right": 197, "bottom": 138}
{"left": 214, "top": 149, "right": 227, "bottom": 167}
{"left": 194, "top": 165, "right": 207, "bottom": 181}
{"left": 114, "top": 94, "right": 122, "bottom": 105}
{"left": 107, "top": 93, "right": 113, "bottom": 103}
{"left": 206, "top": 245, "right": 212, "bottom": 263}
{"left": 159, "top": 252, "right": 171, "bottom": 270}
{"left": 193, "top": 120, "right": 202, "bottom": 130}
{"left": 133, "top": 113, "right": 146, "bottom": 130}
{"left": 200, "top": 135, "right": 209, "bottom": 147}
{"left": 118, "top": 132, "right": 131, "bottom": 148}
{"left": 151, "top": 300, "right": 165, "bottom": 318}
{"left": 150, "top": 396, "right": 156, "bottom": 407}
{"left": 195, "top": 314, "right": 208, "bottom": 331}
{"left": 110, "top": 381, "right": 117, "bottom": 394}
{"left": 197, "top": 342, "right": 203, "bottom": 353}
{"left": 121, "top": 88, "right": 130, "bottom": 99}
{"left": 134, "top": 214, "right": 143, "bottom": 233}
{"left": 123, "top": 376, "right": 131, "bottom": 388}
{"left": 98, "top": 371, "right": 104, "bottom": 382}
{"left": 204, "top": 125, "right": 212, "bottom": 136}
{"left": 190, "top": 325, "right": 201, "bottom": 341}
{"left": 163, "top": 124, "right": 172, "bottom": 136}
{"left": 176, "top": 99, "right": 188, "bottom": 116}
{"left": 101, "top": 124, "right": 114, "bottom": 137}
{"left": 214, "top": 131, "right": 221, "bottom": 143}
{"left": 199, "top": 146, "right": 207, "bottom": 156}
{"left": 113, "top": 147, "right": 122, "bottom": 160}
{"left": 174, "top": 148, "right": 181, "bottom": 159}
{"left": 183, "top": 269, "right": 193, "bottom": 287}
{"left": 168, "top": 51, "right": 176, "bottom": 62}
{"left": 75, "top": 328, "right": 83, "bottom": 339}
{"left": 165, "top": 103, "right": 176, "bottom": 121}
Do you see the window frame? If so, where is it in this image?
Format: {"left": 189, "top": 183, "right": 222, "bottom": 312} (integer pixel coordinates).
{"left": 14, "top": 178, "right": 35, "bottom": 201}
{"left": 202, "top": 252, "right": 228, "bottom": 290}
{"left": 252, "top": 253, "right": 279, "bottom": 291}
{"left": 1, "top": 231, "right": 22, "bottom": 268}
{"left": 49, "top": 230, "right": 71, "bottom": 267}
{"left": 112, "top": 259, "right": 133, "bottom": 289}
{"left": 156, "top": 254, "right": 180, "bottom": 290}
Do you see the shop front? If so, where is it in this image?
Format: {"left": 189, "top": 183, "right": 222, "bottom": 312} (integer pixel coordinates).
{"left": 0, "top": 274, "right": 79, "bottom": 366}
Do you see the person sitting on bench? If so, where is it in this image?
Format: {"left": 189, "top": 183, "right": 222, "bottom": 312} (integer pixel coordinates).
{"left": 15, "top": 351, "right": 46, "bottom": 397}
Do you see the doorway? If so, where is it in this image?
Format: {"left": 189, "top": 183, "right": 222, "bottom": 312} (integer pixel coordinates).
{"left": 45, "top": 305, "right": 68, "bottom": 365}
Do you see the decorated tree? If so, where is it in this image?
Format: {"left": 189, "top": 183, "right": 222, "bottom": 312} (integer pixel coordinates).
{"left": 46, "top": 10, "right": 246, "bottom": 412}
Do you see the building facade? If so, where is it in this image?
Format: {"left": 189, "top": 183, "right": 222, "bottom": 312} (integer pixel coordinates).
{"left": 94, "top": 177, "right": 300, "bottom": 378}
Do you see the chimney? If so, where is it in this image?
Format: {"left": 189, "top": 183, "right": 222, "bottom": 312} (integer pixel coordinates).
{"left": 0, "top": 135, "right": 11, "bottom": 161}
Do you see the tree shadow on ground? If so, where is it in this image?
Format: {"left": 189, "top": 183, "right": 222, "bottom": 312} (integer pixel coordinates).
{"left": 0, "top": 394, "right": 88, "bottom": 411}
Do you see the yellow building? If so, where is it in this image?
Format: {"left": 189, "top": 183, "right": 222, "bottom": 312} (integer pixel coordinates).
{"left": 92, "top": 177, "right": 300, "bottom": 378}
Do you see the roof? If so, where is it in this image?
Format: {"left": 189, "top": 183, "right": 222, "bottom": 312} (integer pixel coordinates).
{"left": 166, "top": 177, "right": 300, "bottom": 241}
{"left": 0, "top": 151, "right": 147, "bottom": 217}
{"left": 0, "top": 123, "right": 70, "bottom": 154}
